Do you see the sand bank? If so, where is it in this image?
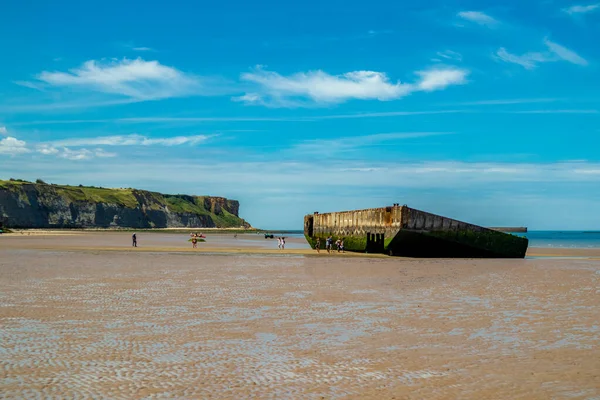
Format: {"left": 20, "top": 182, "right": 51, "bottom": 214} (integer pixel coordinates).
{"left": 1, "top": 246, "right": 599, "bottom": 398}
{"left": 2, "top": 231, "right": 600, "bottom": 258}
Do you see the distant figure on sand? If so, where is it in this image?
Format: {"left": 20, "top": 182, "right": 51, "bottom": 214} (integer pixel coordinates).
{"left": 340, "top": 238, "right": 345, "bottom": 253}
{"left": 281, "top": 237, "right": 286, "bottom": 250}
{"left": 277, "top": 237, "right": 281, "bottom": 249}
{"left": 132, "top": 233, "right": 137, "bottom": 247}
{"left": 315, "top": 238, "right": 321, "bottom": 253}
{"left": 326, "top": 236, "right": 332, "bottom": 254}
{"left": 335, "top": 238, "right": 341, "bottom": 252}
{"left": 191, "top": 236, "right": 198, "bottom": 248}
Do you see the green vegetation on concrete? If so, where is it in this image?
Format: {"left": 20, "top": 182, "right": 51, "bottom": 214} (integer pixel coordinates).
{"left": 305, "top": 234, "right": 368, "bottom": 252}
{"left": 306, "top": 228, "right": 527, "bottom": 257}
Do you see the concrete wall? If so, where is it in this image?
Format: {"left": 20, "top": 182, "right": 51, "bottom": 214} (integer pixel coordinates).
{"left": 401, "top": 207, "right": 488, "bottom": 233}
{"left": 304, "top": 205, "right": 529, "bottom": 258}
{"left": 306, "top": 205, "right": 403, "bottom": 239}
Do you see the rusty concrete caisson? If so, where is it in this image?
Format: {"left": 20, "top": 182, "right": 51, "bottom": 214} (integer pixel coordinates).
{"left": 304, "top": 205, "right": 529, "bottom": 258}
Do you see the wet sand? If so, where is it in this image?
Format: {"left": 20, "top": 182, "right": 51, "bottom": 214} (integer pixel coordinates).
{"left": 3, "top": 230, "right": 600, "bottom": 258}
{"left": 1, "top": 234, "right": 599, "bottom": 398}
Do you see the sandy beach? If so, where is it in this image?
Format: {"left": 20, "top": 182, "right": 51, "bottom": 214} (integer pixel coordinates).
{"left": 2, "top": 230, "right": 600, "bottom": 258}
{"left": 1, "top": 232, "right": 599, "bottom": 398}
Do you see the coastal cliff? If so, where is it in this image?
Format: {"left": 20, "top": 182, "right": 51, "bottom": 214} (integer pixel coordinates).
{"left": 0, "top": 179, "right": 250, "bottom": 229}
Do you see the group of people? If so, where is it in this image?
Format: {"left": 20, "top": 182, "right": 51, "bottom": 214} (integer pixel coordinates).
{"left": 315, "top": 236, "right": 344, "bottom": 254}
{"left": 277, "top": 237, "right": 286, "bottom": 250}
{"left": 190, "top": 232, "right": 205, "bottom": 248}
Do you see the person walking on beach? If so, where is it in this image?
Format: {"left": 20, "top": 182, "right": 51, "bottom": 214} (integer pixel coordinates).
{"left": 315, "top": 238, "right": 321, "bottom": 253}
{"left": 132, "top": 233, "right": 137, "bottom": 247}
{"left": 335, "top": 238, "right": 342, "bottom": 253}
{"left": 326, "top": 236, "right": 332, "bottom": 254}
{"left": 340, "top": 238, "right": 345, "bottom": 253}
{"left": 281, "top": 237, "right": 285, "bottom": 250}
{"left": 277, "top": 237, "right": 281, "bottom": 249}
{"left": 191, "top": 236, "right": 198, "bottom": 248}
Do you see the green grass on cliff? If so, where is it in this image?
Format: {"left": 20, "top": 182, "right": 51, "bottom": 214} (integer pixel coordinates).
{"left": 164, "top": 195, "right": 210, "bottom": 215}
{"left": 0, "top": 179, "right": 247, "bottom": 228}
{"left": 55, "top": 186, "right": 139, "bottom": 208}
{"left": 212, "top": 209, "right": 243, "bottom": 227}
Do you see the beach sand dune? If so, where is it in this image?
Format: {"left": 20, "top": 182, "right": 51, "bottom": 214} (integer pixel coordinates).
{"left": 1, "top": 235, "right": 599, "bottom": 398}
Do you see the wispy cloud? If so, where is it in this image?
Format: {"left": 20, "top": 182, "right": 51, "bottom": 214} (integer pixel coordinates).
{"left": 433, "top": 50, "right": 463, "bottom": 62}
{"left": 563, "top": 3, "right": 600, "bottom": 14}
{"left": 513, "top": 109, "right": 599, "bottom": 114}
{"left": 37, "top": 145, "right": 59, "bottom": 155}
{"left": 0, "top": 126, "right": 7, "bottom": 136}
{"left": 457, "top": 11, "right": 499, "bottom": 27}
{"left": 7, "top": 158, "right": 600, "bottom": 190}
{"left": 13, "top": 106, "right": 599, "bottom": 128}
{"left": 367, "top": 29, "right": 393, "bottom": 35}
{"left": 47, "top": 133, "right": 212, "bottom": 147}
{"left": 496, "top": 48, "right": 550, "bottom": 69}
{"left": 292, "top": 132, "right": 455, "bottom": 156}
{"left": 235, "top": 66, "right": 469, "bottom": 107}
{"left": 57, "top": 148, "right": 117, "bottom": 160}
{"left": 13, "top": 80, "right": 46, "bottom": 91}
{"left": 447, "top": 98, "right": 563, "bottom": 106}
{"left": 34, "top": 143, "right": 117, "bottom": 160}
{"left": 543, "top": 39, "right": 588, "bottom": 66}
{"left": 132, "top": 47, "right": 156, "bottom": 52}
{"left": 9, "top": 111, "right": 472, "bottom": 126}
{"left": 29, "top": 58, "right": 207, "bottom": 100}
{"left": 2, "top": 98, "right": 142, "bottom": 114}
{"left": 0, "top": 137, "right": 30, "bottom": 155}
{"left": 496, "top": 38, "right": 588, "bottom": 69}
{"left": 1, "top": 132, "right": 212, "bottom": 161}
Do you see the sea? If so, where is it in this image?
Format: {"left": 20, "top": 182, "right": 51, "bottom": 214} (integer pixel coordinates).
{"left": 512, "top": 231, "right": 600, "bottom": 249}
{"left": 277, "top": 230, "right": 600, "bottom": 249}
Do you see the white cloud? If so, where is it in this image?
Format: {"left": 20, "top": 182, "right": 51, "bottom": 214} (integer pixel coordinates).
{"left": 37, "top": 145, "right": 59, "bottom": 155}
{"left": 0, "top": 126, "right": 7, "bottom": 136}
{"left": 416, "top": 68, "right": 468, "bottom": 91}
{"left": 48, "top": 134, "right": 212, "bottom": 147}
{"left": 55, "top": 148, "right": 116, "bottom": 161}
{"left": 237, "top": 66, "right": 469, "bottom": 107}
{"left": 496, "top": 39, "right": 588, "bottom": 69}
{"left": 93, "top": 148, "right": 117, "bottom": 158}
{"left": 36, "top": 145, "right": 117, "bottom": 160}
{"left": 59, "top": 148, "right": 93, "bottom": 160}
{"left": 132, "top": 47, "right": 155, "bottom": 52}
{"left": 240, "top": 67, "right": 413, "bottom": 103}
{"left": 563, "top": 3, "right": 600, "bottom": 14}
{"left": 0, "top": 137, "right": 30, "bottom": 155}
{"left": 34, "top": 58, "right": 203, "bottom": 100}
{"left": 457, "top": 11, "right": 499, "bottom": 27}
{"left": 544, "top": 39, "right": 588, "bottom": 66}
{"left": 232, "top": 93, "right": 265, "bottom": 105}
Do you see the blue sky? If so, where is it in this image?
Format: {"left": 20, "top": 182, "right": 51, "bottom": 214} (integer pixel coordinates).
{"left": 1, "top": 0, "right": 600, "bottom": 229}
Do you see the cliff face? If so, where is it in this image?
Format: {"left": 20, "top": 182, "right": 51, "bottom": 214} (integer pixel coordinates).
{"left": 0, "top": 180, "right": 250, "bottom": 229}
